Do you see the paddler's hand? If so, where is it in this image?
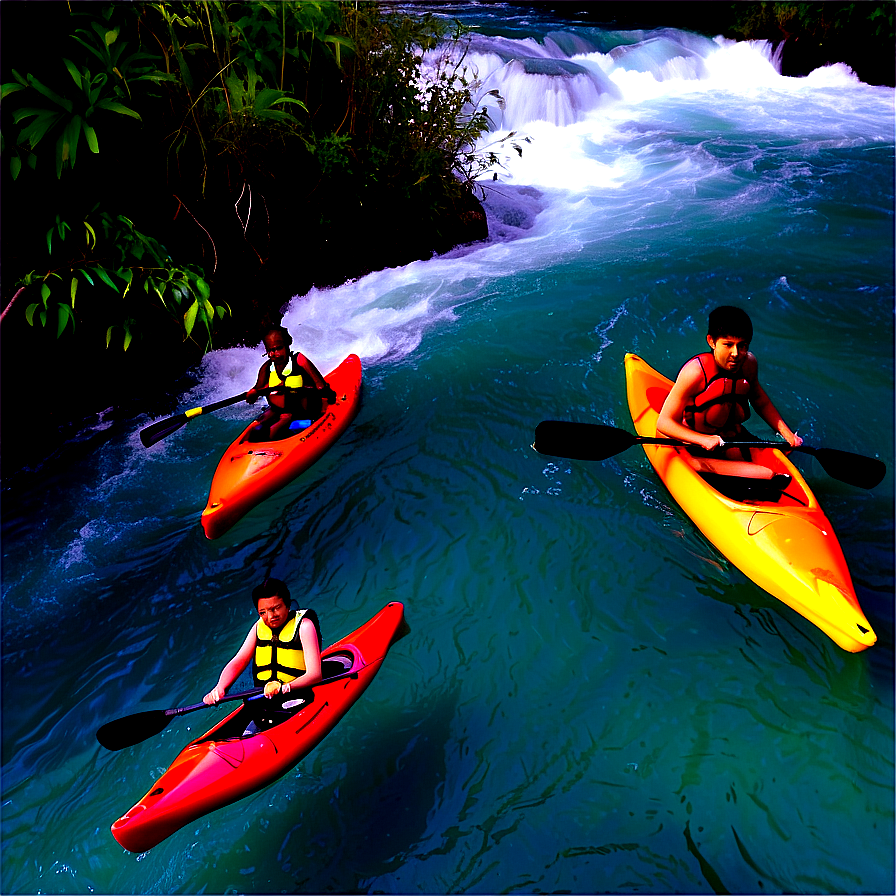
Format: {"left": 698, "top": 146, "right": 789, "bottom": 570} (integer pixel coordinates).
{"left": 702, "top": 434, "right": 726, "bottom": 451}
{"left": 786, "top": 430, "right": 803, "bottom": 448}
{"left": 204, "top": 686, "right": 225, "bottom": 705}
{"left": 263, "top": 681, "right": 283, "bottom": 698}
{"left": 246, "top": 388, "right": 259, "bottom": 405}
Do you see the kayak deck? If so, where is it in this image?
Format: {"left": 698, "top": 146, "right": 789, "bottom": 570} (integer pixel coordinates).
{"left": 201, "top": 354, "right": 362, "bottom": 539}
{"left": 111, "top": 601, "right": 407, "bottom": 852}
{"left": 624, "top": 353, "right": 875, "bottom": 652}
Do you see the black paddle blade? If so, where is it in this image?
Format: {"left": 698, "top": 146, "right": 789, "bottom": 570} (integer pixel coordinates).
{"left": 140, "top": 416, "right": 188, "bottom": 448}
{"left": 96, "top": 710, "right": 173, "bottom": 751}
{"left": 533, "top": 421, "right": 638, "bottom": 461}
{"left": 809, "top": 447, "right": 886, "bottom": 490}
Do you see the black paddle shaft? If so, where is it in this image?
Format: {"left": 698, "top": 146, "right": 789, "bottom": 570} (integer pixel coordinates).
{"left": 96, "top": 665, "right": 367, "bottom": 752}
{"left": 533, "top": 421, "right": 885, "bottom": 489}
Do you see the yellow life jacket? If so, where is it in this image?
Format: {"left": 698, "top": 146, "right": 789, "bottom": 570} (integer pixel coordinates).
{"left": 253, "top": 609, "right": 319, "bottom": 685}
{"left": 268, "top": 355, "right": 304, "bottom": 390}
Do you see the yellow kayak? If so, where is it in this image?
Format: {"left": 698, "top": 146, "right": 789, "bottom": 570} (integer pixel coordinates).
{"left": 624, "top": 353, "right": 876, "bottom": 652}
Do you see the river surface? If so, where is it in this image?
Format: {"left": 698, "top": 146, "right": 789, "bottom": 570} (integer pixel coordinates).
{"left": 2, "top": 5, "right": 893, "bottom": 894}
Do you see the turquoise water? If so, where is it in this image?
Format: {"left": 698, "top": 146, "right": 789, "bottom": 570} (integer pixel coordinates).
{"left": 2, "top": 8, "right": 893, "bottom": 894}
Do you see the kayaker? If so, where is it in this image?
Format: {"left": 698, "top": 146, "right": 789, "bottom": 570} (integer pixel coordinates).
{"left": 203, "top": 577, "right": 323, "bottom": 716}
{"left": 656, "top": 305, "right": 803, "bottom": 482}
{"left": 246, "top": 325, "right": 334, "bottom": 440}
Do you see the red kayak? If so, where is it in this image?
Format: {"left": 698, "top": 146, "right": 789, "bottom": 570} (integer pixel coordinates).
{"left": 111, "top": 601, "right": 408, "bottom": 853}
{"left": 201, "top": 354, "right": 362, "bottom": 539}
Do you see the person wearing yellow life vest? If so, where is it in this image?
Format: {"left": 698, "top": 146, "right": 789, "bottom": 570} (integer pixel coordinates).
{"left": 246, "top": 325, "right": 335, "bottom": 441}
{"left": 203, "top": 577, "right": 323, "bottom": 707}
{"left": 656, "top": 306, "right": 802, "bottom": 483}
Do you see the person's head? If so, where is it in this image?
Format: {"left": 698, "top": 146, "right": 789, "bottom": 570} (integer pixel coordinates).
{"left": 262, "top": 326, "right": 292, "bottom": 362}
{"left": 252, "top": 577, "right": 292, "bottom": 631}
{"left": 706, "top": 306, "right": 752, "bottom": 371}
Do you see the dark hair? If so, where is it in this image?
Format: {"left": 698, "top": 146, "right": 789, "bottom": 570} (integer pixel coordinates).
{"left": 252, "top": 577, "right": 291, "bottom": 608}
{"left": 708, "top": 306, "right": 752, "bottom": 342}
{"left": 262, "top": 324, "right": 292, "bottom": 346}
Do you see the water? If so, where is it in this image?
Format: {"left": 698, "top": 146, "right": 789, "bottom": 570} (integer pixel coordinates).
{"left": 2, "top": 6, "right": 893, "bottom": 894}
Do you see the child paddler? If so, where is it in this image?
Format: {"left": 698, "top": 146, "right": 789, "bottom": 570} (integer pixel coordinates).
{"left": 246, "top": 325, "right": 334, "bottom": 441}
{"left": 656, "top": 305, "right": 802, "bottom": 484}
{"left": 203, "top": 578, "right": 322, "bottom": 720}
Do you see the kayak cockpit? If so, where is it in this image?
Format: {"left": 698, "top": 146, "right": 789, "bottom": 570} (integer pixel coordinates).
{"left": 196, "top": 653, "right": 354, "bottom": 743}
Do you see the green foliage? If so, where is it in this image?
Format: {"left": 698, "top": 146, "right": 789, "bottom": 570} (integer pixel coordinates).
{"left": 1, "top": 5, "right": 170, "bottom": 180}
{"left": 1, "top": 1, "right": 500, "bottom": 364}
{"left": 729, "top": 2, "right": 895, "bottom": 42}
{"left": 333, "top": 7, "right": 502, "bottom": 237}
{"left": 16, "top": 207, "right": 230, "bottom": 352}
{"left": 144, "top": 0, "right": 347, "bottom": 185}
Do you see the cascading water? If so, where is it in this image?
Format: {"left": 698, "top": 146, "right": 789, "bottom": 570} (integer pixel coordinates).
{"left": 1, "top": 7, "right": 892, "bottom": 895}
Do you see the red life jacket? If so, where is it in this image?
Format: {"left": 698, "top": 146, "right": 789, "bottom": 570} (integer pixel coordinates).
{"left": 683, "top": 353, "right": 752, "bottom": 434}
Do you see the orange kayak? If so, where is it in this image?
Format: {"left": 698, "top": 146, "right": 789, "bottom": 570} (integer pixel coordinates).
{"left": 111, "top": 601, "right": 408, "bottom": 853}
{"left": 625, "top": 353, "right": 875, "bottom": 652}
{"left": 201, "top": 354, "right": 362, "bottom": 539}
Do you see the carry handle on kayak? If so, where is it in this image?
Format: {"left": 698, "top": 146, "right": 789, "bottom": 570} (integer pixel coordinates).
{"left": 532, "top": 421, "right": 886, "bottom": 489}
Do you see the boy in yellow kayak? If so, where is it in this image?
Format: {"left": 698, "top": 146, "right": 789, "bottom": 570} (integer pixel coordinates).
{"left": 246, "top": 325, "right": 333, "bottom": 440}
{"left": 656, "top": 305, "right": 802, "bottom": 482}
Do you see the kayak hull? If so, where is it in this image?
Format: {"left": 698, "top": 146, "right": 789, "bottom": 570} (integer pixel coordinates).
{"left": 624, "top": 353, "right": 875, "bottom": 652}
{"left": 201, "top": 354, "right": 362, "bottom": 539}
{"left": 111, "top": 601, "right": 407, "bottom": 852}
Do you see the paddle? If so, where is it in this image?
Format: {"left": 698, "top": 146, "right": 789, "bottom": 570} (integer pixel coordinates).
{"left": 533, "top": 421, "right": 886, "bottom": 490}
{"left": 139, "top": 384, "right": 336, "bottom": 448}
{"left": 140, "top": 390, "right": 262, "bottom": 448}
{"left": 96, "top": 665, "right": 366, "bottom": 752}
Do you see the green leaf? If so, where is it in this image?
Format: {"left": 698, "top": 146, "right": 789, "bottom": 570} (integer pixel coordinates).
{"left": 84, "top": 221, "right": 97, "bottom": 249}
{"left": 79, "top": 268, "right": 95, "bottom": 287}
{"left": 93, "top": 98, "right": 142, "bottom": 120}
{"left": 70, "top": 276, "right": 78, "bottom": 306}
{"left": 183, "top": 298, "right": 199, "bottom": 337}
{"left": 194, "top": 276, "right": 211, "bottom": 300}
{"left": 123, "top": 327, "right": 133, "bottom": 351}
{"left": 10, "top": 156, "right": 21, "bottom": 180}
{"left": 63, "top": 58, "right": 83, "bottom": 90}
{"left": 95, "top": 266, "right": 119, "bottom": 292}
{"left": 26, "top": 74, "right": 72, "bottom": 111}
{"left": 106, "top": 325, "right": 114, "bottom": 348}
{"left": 83, "top": 122, "right": 99, "bottom": 153}
{"left": 40, "top": 282, "right": 51, "bottom": 305}
{"left": 16, "top": 109, "right": 64, "bottom": 149}
{"left": 25, "top": 302, "right": 38, "bottom": 325}
{"left": 57, "top": 303, "right": 75, "bottom": 337}
{"left": 1, "top": 81, "right": 26, "bottom": 99}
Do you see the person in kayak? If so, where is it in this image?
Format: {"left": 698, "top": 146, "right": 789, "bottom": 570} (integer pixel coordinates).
{"left": 203, "top": 577, "right": 323, "bottom": 714}
{"left": 246, "top": 325, "right": 334, "bottom": 440}
{"left": 656, "top": 305, "right": 802, "bottom": 482}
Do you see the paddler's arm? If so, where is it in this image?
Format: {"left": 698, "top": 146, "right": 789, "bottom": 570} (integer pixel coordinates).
{"left": 656, "top": 363, "right": 724, "bottom": 451}
{"left": 246, "top": 362, "right": 269, "bottom": 405}
{"left": 749, "top": 378, "right": 803, "bottom": 447}
{"left": 263, "top": 618, "right": 323, "bottom": 698}
{"left": 293, "top": 353, "right": 337, "bottom": 402}
{"left": 203, "top": 625, "right": 257, "bottom": 704}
